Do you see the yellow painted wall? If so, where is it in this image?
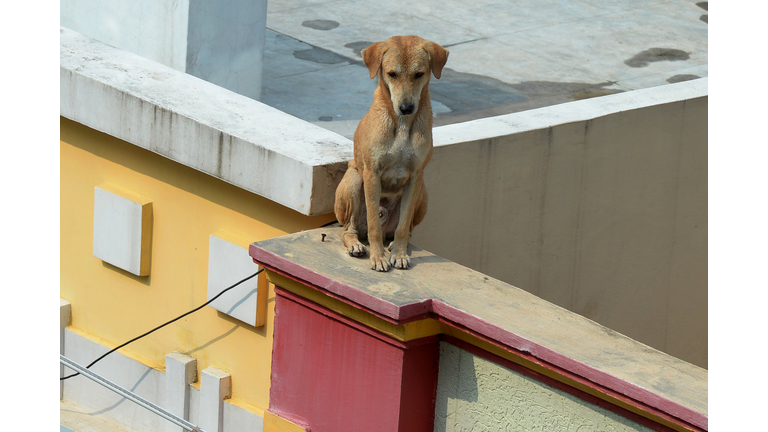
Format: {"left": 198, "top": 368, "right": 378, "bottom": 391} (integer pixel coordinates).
{"left": 60, "top": 117, "right": 335, "bottom": 412}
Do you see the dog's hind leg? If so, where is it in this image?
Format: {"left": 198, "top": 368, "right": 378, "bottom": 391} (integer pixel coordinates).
{"left": 334, "top": 163, "right": 367, "bottom": 257}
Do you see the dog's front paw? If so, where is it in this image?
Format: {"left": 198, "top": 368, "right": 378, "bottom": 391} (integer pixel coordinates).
{"left": 389, "top": 241, "right": 410, "bottom": 269}
{"left": 390, "top": 253, "right": 411, "bottom": 269}
{"left": 370, "top": 254, "right": 391, "bottom": 272}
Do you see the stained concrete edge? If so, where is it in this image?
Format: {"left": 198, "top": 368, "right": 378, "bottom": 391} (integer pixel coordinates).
{"left": 60, "top": 27, "right": 353, "bottom": 216}
{"left": 433, "top": 77, "right": 708, "bottom": 146}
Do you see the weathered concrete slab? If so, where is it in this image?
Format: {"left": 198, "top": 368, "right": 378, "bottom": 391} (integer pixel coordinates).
{"left": 60, "top": 27, "right": 352, "bottom": 216}
{"left": 250, "top": 227, "right": 707, "bottom": 429}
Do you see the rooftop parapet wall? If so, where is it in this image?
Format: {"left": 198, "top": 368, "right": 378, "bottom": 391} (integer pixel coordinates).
{"left": 419, "top": 78, "right": 708, "bottom": 368}
{"left": 60, "top": 27, "right": 352, "bottom": 216}
{"left": 250, "top": 228, "right": 707, "bottom": 432}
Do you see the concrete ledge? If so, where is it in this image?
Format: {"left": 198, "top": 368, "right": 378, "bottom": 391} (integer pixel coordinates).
{"left": 433, "top": 77, "right": 707, "bottom": 146}
{"left": 250, "top": 228, "right": 707, "bottom": 431}
{"left": 60, "top": 27, "right": 352, "bottom": 216}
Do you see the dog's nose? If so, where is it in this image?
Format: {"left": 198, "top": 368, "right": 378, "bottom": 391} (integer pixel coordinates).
{"left": 399, "top": 103, "right": 415, "bottom": 115}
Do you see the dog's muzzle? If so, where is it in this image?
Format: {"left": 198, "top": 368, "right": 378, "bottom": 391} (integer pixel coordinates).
{"left": 398, "top": 102, "right": 415, "bottom": 116}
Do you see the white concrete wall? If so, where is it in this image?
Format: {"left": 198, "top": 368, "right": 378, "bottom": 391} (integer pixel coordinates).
{"left": 413, "top": 79, "right": 708, "bottom": 368}
{"left": 61, "top": 329, "right": 264, "bottom": 432}
{"left": 60, "top": 0, "right": 267, "bottom": 100}
{"left": 434, "top": 342, "right": 653, "bottom": 431}
{"left": 186, "top": 0, "right": 268, "bottom": 100}
{"left": 60, "top": 0, "right": 188, "bottom": 70}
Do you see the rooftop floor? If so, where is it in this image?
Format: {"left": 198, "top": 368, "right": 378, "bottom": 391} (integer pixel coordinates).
{"left": 260, "top": 0, "right": 708, "bottom": 138}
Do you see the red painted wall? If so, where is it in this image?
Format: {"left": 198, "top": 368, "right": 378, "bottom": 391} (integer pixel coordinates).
{"left": 399, "top": 341, "right": 439, "bottom": 431}
{"left": 270, "top": 288, "right": 439, "bottom": 431}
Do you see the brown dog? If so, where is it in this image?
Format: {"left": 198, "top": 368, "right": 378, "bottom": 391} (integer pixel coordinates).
{"left": 334, "top": 35, "right": 448, "bottom": 271}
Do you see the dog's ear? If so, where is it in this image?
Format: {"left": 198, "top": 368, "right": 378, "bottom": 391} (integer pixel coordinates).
{"left": 424, "top": 41, "right": 449, "bottom": 79}
{"left": 361, "top": 41, "right": 387, "bottom": 79}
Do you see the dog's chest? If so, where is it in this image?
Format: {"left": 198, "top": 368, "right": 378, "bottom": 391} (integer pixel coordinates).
{"left": 379, "top": 124, "right": 419, "bottom": 193}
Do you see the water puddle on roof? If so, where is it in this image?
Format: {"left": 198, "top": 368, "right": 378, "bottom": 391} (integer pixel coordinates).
{"left": 301, "top": 19, "right": 340, "bottom": 30}
{"left": 667, "top": 74, "right": 701, "bottom": 83}
{"left": 624, "top": 48, "right": 690, "bottom": 68}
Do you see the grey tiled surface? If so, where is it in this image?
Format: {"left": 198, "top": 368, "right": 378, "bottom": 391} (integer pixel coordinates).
{"left": 260, "top": 0, "right": 708, "bottom": 137}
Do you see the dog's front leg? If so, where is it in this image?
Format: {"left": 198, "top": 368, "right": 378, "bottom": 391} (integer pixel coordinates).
{"left": 390, "top": 174, "right": 422, "bottom": 269}
{"left": 363, "top": 169, "right": 391, "bottom": 272}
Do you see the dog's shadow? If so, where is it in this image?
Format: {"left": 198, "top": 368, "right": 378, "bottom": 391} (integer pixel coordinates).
{"left": 403, "top": 248, "right": 449, "bottom": 270}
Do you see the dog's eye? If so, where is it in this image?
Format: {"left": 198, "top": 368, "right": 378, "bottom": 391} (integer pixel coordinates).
{"left": 415, "top": 72, "right": 424, "bottom": 79}
{"left": 387, "top": 71, "right": 397, "bottom": 78}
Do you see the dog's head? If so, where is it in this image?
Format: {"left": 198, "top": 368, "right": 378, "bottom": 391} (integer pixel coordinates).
{"left": 362, "top": 36, "right": 449, "bottom": 116}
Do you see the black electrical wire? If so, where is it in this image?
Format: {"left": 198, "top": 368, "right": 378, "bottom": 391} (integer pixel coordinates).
{"left": 60, "top": 268, "right": 263, "bottom": 381}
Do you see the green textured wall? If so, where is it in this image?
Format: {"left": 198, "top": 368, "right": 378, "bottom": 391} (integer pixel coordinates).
{"left": 434, "top": 342, "right": 653, "bottom": 431}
